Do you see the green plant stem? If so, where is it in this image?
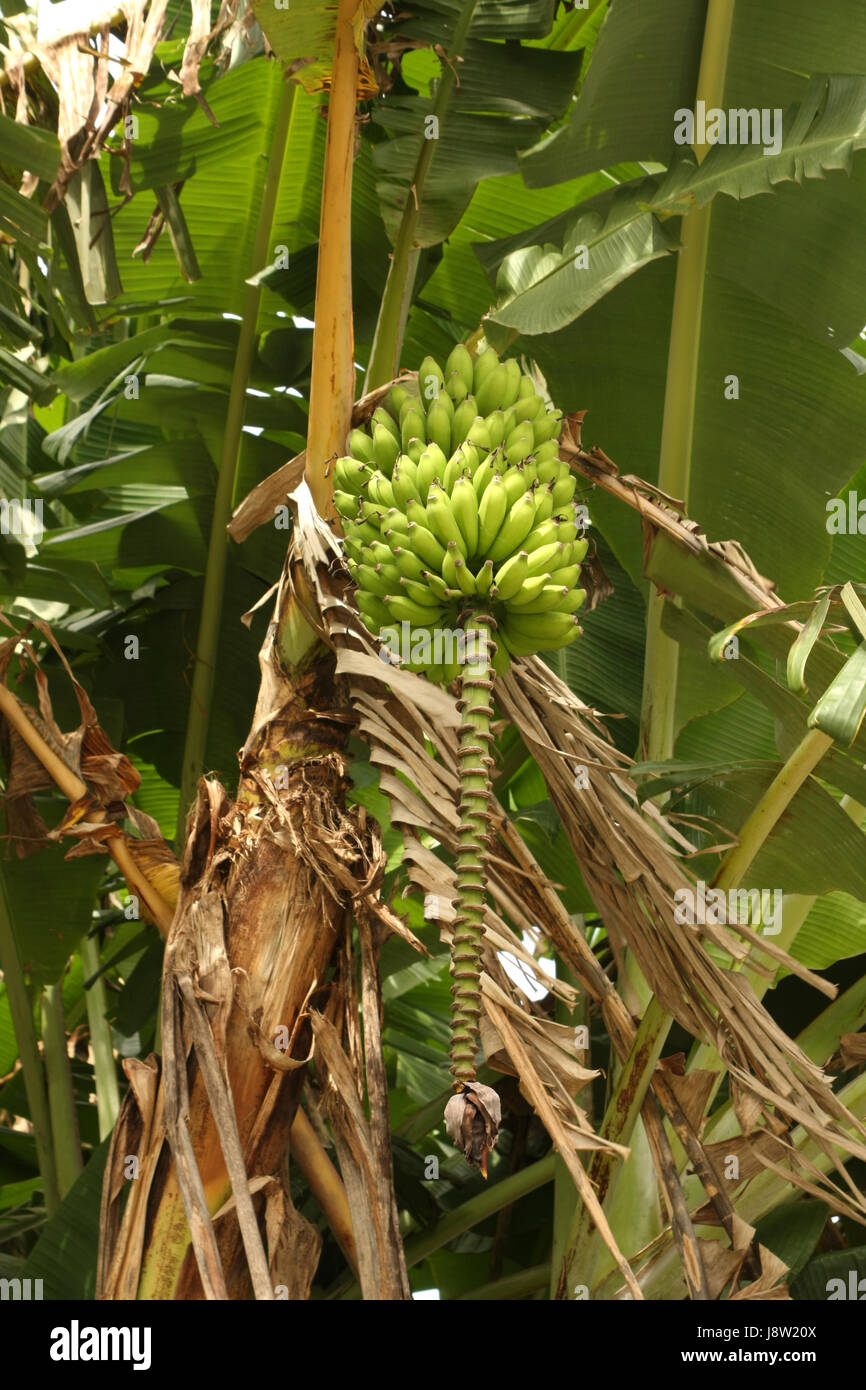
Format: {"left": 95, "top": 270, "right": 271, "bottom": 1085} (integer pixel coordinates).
{"left": 364, "top": 0, "right": 480, "bottom": 391}
{"left": 175, "top": 76, "right": 297, "bottom": 846}
{"left": 0, "top": 872, "right": 59, "bottom": 1214}
{"left": 561, "top": 993, "right": 671, "bottom": 1293}
{"left": 80, "top": 933, "right": 120, "bottom": 1141}
{"left": 638, "top": 0, "right": 735, "bottom": 762}
{"left": 450, "top": 615, "right": 496, "bottom": 1084}
{"left": 40, "top": 981, "right": 82, "bottom": 1198}
{"left": 334, "top": 1153, "right": 556, "bottom": 1298}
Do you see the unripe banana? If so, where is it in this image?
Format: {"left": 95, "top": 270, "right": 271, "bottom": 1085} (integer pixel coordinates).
{"left": 333, "top": 456, "right": 370, "bottom": 496}
{"left": 466, "top": 417, "right": 493, "bottom": 451}
{"left": 506, "top": 609, "right": 578, "bottom": 642}
{"left": 385, "top": 593, "right": 447, "bottom": 626}
{"left": 405, "top": 498, "right": 429, "bottom": 530}
{"left": 400, "top": 577, "right": 445, "bottom": 608}
{"left": 343, "top": 535, "right": 364, "bottom": 563}
{"left": 475, "top": 362, "right": 509, "bottom": 417}
{"left": 401, "top": 408, "right": 427, "bottom": 453}
{"left": 534, "top": 453, "right": 561, "bottom": 484}
{"left": 472, "top": 457, "right": 496, "bottom": 500}
{"left": 426, "top": 400, "right": 453, "bottom": 455}
{"left": 406, "top": 437, "right": 425, "bottom": 464}
{"left": 392, "top": 460, "right": 421, "bottom": 509}
{"left": 392, "top": 545, "right": 427, "bottom": 581}
{"left": 512, "top": 394, "right": 545, "bottom": 425}
{"left": 504, "top": 433, "right": 534, "bottom": 468}
{"left": 426, "top": 483, "right": 467, "bottom": 556}
{"left": 532, "top": 482, "right": 555, "bottom": 525}
{"left": 368, "top": 540, "right": 395, "bottom": 566}
{"left": 380, "top": 507, "right": 410, "bottom": 535}
{"left": 477, "top": 475, "right": 508, "bottom": 555}
{"left": 559, "top": 588, "right": 586, "bottom": 614}
{"left": 334, "top": 489, "right": 361, "bottom": 519}
{"left": 502, "top": 358, "right": 522, "bottom": 407}
{"left": 369, "top": 473, "right": 396, "bottom": 510}
{"left": 450, "top": 475, "right": 479, "bottom": 555}
{"left": 421, "top": 569, "right": 450, "bottom": 601}
{"left": 472, "top": 347, "right": 499, "bottom": 394}
{"left": 446, "top": 369, "right": 469, "bottom": 404}
{"left": 532, "top": 410, "right": 562, "bottom": 444}
{"left": 548, "top": 564, "right": 580, "bottom": 589}
{"left": 357, "top": 562, "right": 398, "bottom": 597}
{"left": 390, "top": 386, "right": 413, "bottom": 418}
{"left": 525, "top": 541, "right": 566, "bottom": 576}
{"left": 372, "top": 423, "right": 400, "bottom": 474}
{"left": 555, "top": 516, "right": 577, "bottom": 542}
{"left": 571, "top": 537, "right": 589, "bottom": 564}
{"left": 406, "top": 520, "right": 446, "bottom": 570}
{"left": 502, "top": 466, "right": 530, "bottom": 507}
{"left": 451, "top": 397, "right": 477, "bottom": 452}
{"left": 551, "top": 475, "right": 576, "bottom": 508}
{"left": 416, "top": 443, "right": 448, "bottom": 495}
{"left": 348, "top": 429, "right": 376, "bottom": 463}
{"left": 352, "top": 520, "right": 381, "bottom": 547}
{"left": 442, "top": 454, "right": 466, "bottom": 495}
{"left": 356, "top": 591, "right": 391, "bottom": 631}
{"left": 418, "top": 355, "right": 445, "bottom": 403}
{"left": 444, "top": 544, "right": 478, "bottom": 594}
{"left": 475, "top": 558, "right": 494, "bottom": 595}
{"left": 509, "top": 584, "right": 570, "bottom": 614}
{"left": 521, "top": 518, "right": 562, "bottom": 553}
{"left": 446, "top": 343, "right": 475, "bottom": 394}
{"left": 371, "top": 405, "right": 398, "bottom": 439}
{"left": 441, "top": 542, "right": 461, "bottom": 591}
{"left": 485, "top": 410, "right": 507, "bottom": 448}
{"left": 533, "top": 440, "right": 560, "bottom": 466}
{"left": 517, "top": 374, "right": 536, "bottom": 399}
{"left": 507, "top": 574, "right": 554, "bottom": 607}
{"left": 493, "top": 551, "right": 529, "bottom": 601}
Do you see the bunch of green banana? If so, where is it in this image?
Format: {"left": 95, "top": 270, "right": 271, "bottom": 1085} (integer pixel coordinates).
{"left": 333, "top": 342, "right": 587, "bottom": 1100}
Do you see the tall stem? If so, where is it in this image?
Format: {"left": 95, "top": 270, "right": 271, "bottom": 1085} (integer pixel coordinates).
{"left": 364, "top": 0, "right": 480, "bottom": 392}
{"left": 305, "top": 0, "right": 360, "bottom": 516}
{"left": 450, "top": 615, "right": 496, "bottom": 1084}
{"left": 0, "top": 871, "right": 59, "bottom": 1214}
{"left": 40, "top": 981, "right": 82, "bottom": 1198}
{"left": 176, "top": 75, "right": 297, "bottom": 844}
{"left": 638, "top": 0, "right": 735, "bottom": 762}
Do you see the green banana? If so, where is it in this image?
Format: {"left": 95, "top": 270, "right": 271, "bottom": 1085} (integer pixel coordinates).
{"left": 548, "top": 564, "right": 580, "bottom": 589}
{"left": 450, "top": 476, "right": 479, "bottom": 554}
{"left": 348, "top": 428, "right": 377, "bottom": 463}
{"left": 477, "top": 475, "right": 508, "bottom": 554}
{"left": 506, "top": 573, "right": 550, "bottom": 607}
{"left": 392, "top": 545, "right": 427, "bottom": 581}
{"left": 372, "top": 423, "right": 400, "bottom": 474}
{"left": 416, "top": 443, "right": 448, "bottom": 495}
{"left": 356, "top": 592, "right": 391, "bottom": 632}
{"left": 446, "top": 342, "right": 474, "bottom": 394}
{"left": 401, "top": 408, "right": 427, "bottom": 453}
{"left": 406, "top": 520, "right": 446, "bottom": 570}
{"left": 451, "top": 397, "right": 477, "bottom": 452}
{"left": 472, "top": 347, "right": 499, "bottom": 394}
{"left": 502, "top": 466, "right": 530, "bottom": 507}
{"left": 385, "top": 593, "right": 447, "bottom": 626}
{"left": 426, "top": 400, "right": 453, "bottom": 455}
{"left": 475, "top": 362, "right": 509, "bottom": 417}
{"left": 446, "top": 369, "right": 469, "bottom": 404}
{"left": 392, "top": 460, "right": 421, "bottom": 509}
{"left": 426, "top": 483, "right": 467, "bottom": 556}
{"left": 493, "top": 551, "right": 529, "bottom": 601}
{"left": 485, "top": 491, "right": 537, "bottom": 563}
{"left": 466, "top": 417, "right": 493, "bottom": 451}
{"left": 526, "top": 541, "right": 566, "bottom": 576}
{"left": 372, "top": 406, "right": 399, "bottom": 443}
{"left": 551, "top": 475, "right": 576, "bottom": 508}
{"left": 418, "top": 355, "right": 445, "bottom": 403}
{"left": 333, "top": 489, "right": 360, "bottom": 518}
{"left": 505, "top": 608, "right": 578, "bottom": 642}
{"left": 400, "top": 577, "right": 445, "bottom": 608}
{"left": 508, "top": 584, "right": 569, "bottom": 614}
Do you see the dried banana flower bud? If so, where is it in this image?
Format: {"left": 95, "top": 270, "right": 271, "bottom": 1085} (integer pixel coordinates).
{"left": 444, "top": 1083, "right": 501, "bottom": 1178}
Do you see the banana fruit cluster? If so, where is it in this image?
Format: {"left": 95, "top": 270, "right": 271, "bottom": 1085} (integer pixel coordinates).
{"left": 333, "top": 344, "right": 587, "bottom": 679}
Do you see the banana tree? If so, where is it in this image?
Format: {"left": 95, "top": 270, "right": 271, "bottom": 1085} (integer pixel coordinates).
{"left": 2, "top": 0, "right": 866, "bottom": 1305}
